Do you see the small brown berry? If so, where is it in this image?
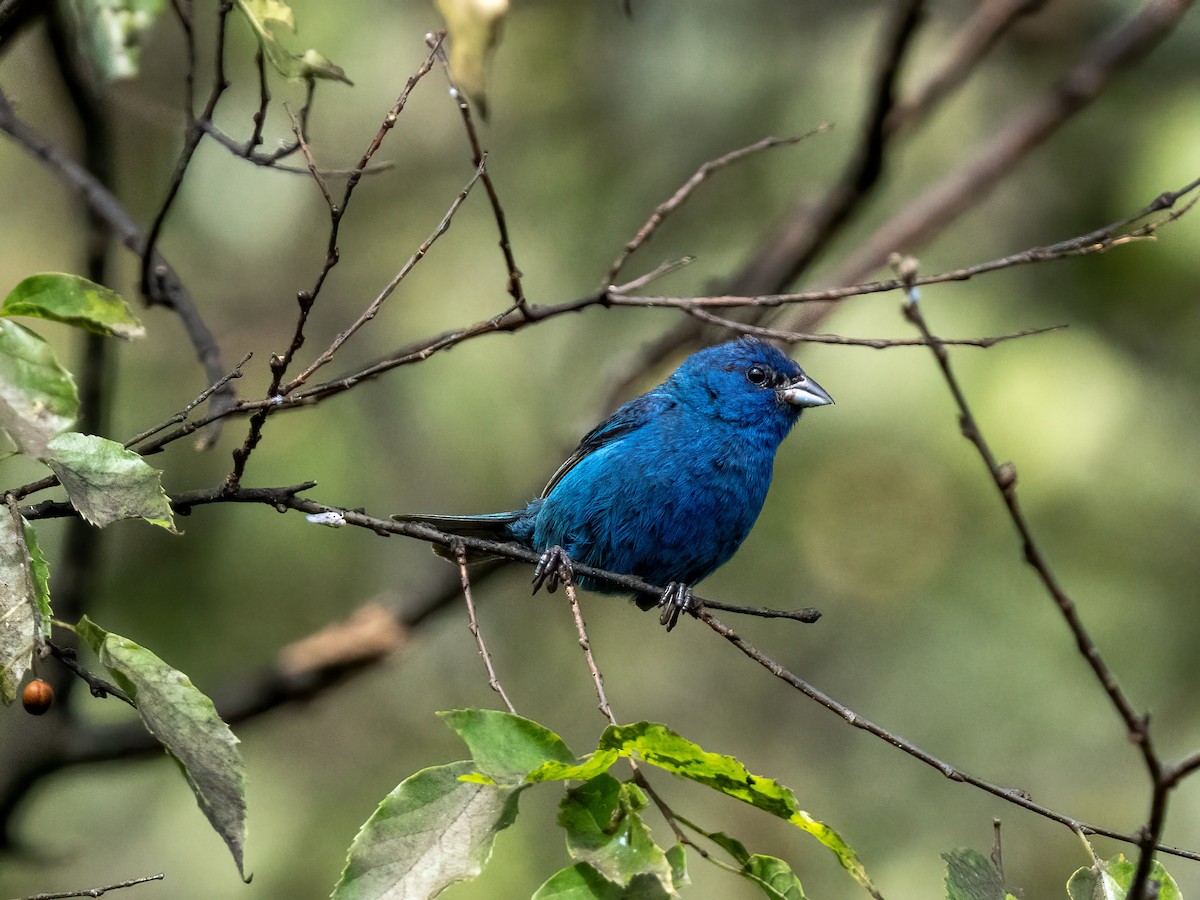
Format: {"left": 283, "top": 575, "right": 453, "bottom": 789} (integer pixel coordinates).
{"left": 22, "top": 678, "right": 53, "bottom": 716}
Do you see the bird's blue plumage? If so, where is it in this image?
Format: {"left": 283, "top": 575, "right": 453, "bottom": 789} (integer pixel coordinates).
{"left": 396, "top": 337, "right": 832, "bottom": 628}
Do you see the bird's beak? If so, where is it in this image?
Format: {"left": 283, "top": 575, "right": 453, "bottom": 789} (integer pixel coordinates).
{"left": 779, "top": 372, "right": 834, "bottom": 408}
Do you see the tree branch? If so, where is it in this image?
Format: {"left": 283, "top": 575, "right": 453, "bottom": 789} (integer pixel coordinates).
{"left": 0, "top": 88, "right": 233, "bottom": 428}
{"left": 775, "top": 0, "right": 1195, "bottom": 335}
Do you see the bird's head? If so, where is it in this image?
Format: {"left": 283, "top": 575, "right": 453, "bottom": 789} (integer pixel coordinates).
{"left": 669, "top": 336, "right": 833, "bottom": 436}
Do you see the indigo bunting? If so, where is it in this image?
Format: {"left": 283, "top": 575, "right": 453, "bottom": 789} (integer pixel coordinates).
{"left": 395, "top": 337, "right": 832, "bottom": 629}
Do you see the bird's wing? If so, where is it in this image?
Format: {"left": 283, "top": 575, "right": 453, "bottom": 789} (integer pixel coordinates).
{"left": 540, "top": 390, "right": 674, "bottom": 498}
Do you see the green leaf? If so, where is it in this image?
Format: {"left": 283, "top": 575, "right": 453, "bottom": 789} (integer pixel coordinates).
{"left": 944, "top": 848, "right": 1006, "bottom": 900}
{"left": 694, "top": 828, "right": 806, "bottom": 899}
{"left": 532, "top": 863, "right": 674, "bottom": 900}
{"left": 708, "top": 831, "right": 752, "bottom": 865}
{"left": 440, "top": 708, "right": 577, "bottom": 784}
{"left": 0, "top": 515, "right": 48, "bottom": 704}
{"left": 540, "top": 723, "right": 879, "bottom": 899}
{"left": 2, "top": 273, "right": 145, "bottom": 339}
{"left": 233, "top": 0, "right": 352, "bottom": 84}
{"left": 1067, "top": 853, "right": 1181, "bottom": 900}
{"left": 435, "top": 0, "right": 509, "bottom": 117}
{"left": 332, "top": 761, "right": 521, "bottom": 899}
{"left": 559, "top": 775, "right": 675, "bottom": 892}
{"left": 65, "top": 0, "right": 166, "bottom": 81}
{"left": 665, "top": 843, "right": 688, "bottom": 890}
{"left": 0, "top": 319, "right": 78, "bottom": 457}
{"left": 529, "top": 749, "right": 621, "bottom": 785}
{"left": 76, "top": 616, "right": 247, "bottom": 879}
{"left": 45, "top": 432, "right": 177, "bottom": 532}
{"left": 743, "top": 855, "right": 808, "bottom": 900}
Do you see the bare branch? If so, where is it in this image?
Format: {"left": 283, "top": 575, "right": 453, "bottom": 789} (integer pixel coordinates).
{"left": 730, "top": 0, "right": 925, "bottom": 299}
{"left": 604, "top": 128, "right": 832, "bottom": 288}
{"left": 776, "top": 0, "right": 1196, "bottom": 335}
{"left": 430, "top": 34, "right": 531, "bottom": 317}
{"left": 280, "top": 158, "right": 486, "bottom": 395}
{"left": 16, "top": 872, "right": 165, "bottom": 900}
{"left": 564, "top": 581, "right": 616, "bottom": 725}
{"left": 682, "top": 304, "right": 1066, "bottom": 349}
{"left": 15, "top": 483, "right": 1200, "bottom": 868}
{"left": 45, "top": 641, "right": 135, "bottom": 708}
{"left": 0, "top": 88, "right": 232, "bottom": 425}
{"left": 697, "top": 609, "right": 1200, "bottom": 864}
{"left": 455, "top": 545, "right": 516, "bottom": 714}
{"left": 222, "top": 35, "right": 445, "bottom": 491}
{"left": 140, "top": 1, "right": 235, "bottom": 305}
{"left": 885, "top": 0, "right": 1046, "bottom": 133}
{"left": 900, "top": 285, "right": 1154, "bottom": 761}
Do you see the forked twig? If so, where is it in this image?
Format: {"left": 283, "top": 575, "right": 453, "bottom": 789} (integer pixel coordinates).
{"left": 429, "top": 34, "right": 530, "bottom": 317}
{"left": 605, "top": 128, "right": 832, "bottom": 288}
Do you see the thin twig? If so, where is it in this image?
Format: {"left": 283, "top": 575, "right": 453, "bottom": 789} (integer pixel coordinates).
{"left": 897, "top": 273, "right": 1173, "bottom": 898}
{"left": 563, "top": 580, "right": 689, "bottom": 850}
{"left": 45, "top": 641, "right": 135, "bottom": 707}
{"left": 885, "top": 0, "right": 1046, "bottom": 134}
{"left": 696, "top": 609, "right": 1199, "bottom": 863}
{"left": 23, "top": 490, "right": 819, "bottom": 629}
{"left": 430, "top": 34, "right": 530, "bottom": 317}
{"left": 454, "top": 546, "right": 515, "bottom": 713}
{"left": 222, "top": 35, "right": 445, "bottom": 492}
{"left": 15, "top": 486, "right": 1200, "bottom": 864}
{"left": 289, "top": 105, "right": 333, "bottom": 211}
{"left": 563, "top": 581, "right": 616, "bottom": 724}
{"left": 141, "top": 0, "right": 234, "bottom": 305}
{"left": 245, "top": 45, "right": 270, "bottom": 155}
{"left": 16, "top": 872, "right": 164, "bottom": 900}
{"left": 611, "top": 256, "right": 695, "bottom": 294}
{"left": 605, "top": 129, "right": 831, "bottom": 289}
{"left": 0, "top": 88, "right": 232, "bottom": 427}
{"left": 125, "top": 353, "right": 252, "bottom": 451}
{"left": 280, "top": 157, "right": 486, "bottom": 394}
{"left": 776, "top": 0, "right": 1197, "bottom": 337}
{"left": 683, "top": 304, "right": 1066, "bottom": 349}
{"left": 898, "top": 279, "right": 1155, "bottom": 768}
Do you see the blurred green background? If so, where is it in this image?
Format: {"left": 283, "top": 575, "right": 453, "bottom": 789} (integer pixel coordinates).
{"left": 2, "top": 0, "right": 1199, "bottom": 897}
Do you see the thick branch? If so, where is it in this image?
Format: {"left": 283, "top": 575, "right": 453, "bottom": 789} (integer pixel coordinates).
{"left": 776, "top": 0, "right": 1195, "bottom": 335}
{"left": 0, "top": 87, "right": 232, "bottom": 424}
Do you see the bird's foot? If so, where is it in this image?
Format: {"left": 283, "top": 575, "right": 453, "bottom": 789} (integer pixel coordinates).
{"left": 532, "top": 546, "right": 573, "bottom": 595}
{"left": 658, "top": 582, "right": 700, "bottom": 631}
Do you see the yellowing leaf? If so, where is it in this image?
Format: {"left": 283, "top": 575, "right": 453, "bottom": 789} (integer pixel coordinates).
{"left": 435, "top": 0, "right": 509, "bottom": 116}
{"left": 233, "top": 0, "right": 352, "bottom": 84}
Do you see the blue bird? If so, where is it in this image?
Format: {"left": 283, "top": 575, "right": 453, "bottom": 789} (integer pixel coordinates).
{"left": 395, "top": 337, "right": 833, "bottom": 629}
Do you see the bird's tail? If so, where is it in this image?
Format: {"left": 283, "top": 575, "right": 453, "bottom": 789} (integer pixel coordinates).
{"left": 391, "top": 511, "right": 526, "bottom": 561}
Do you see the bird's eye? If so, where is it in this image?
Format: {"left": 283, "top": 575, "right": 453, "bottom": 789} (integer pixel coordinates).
{"left": 746, "top": 365, "right": 768, "bottom": 385}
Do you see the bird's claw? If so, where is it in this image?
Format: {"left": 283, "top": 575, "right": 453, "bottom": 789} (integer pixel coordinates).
{"left": 532, "top": 546, "right": 573, "bottom": 595}
{"left": 658, "top": 582, "right": 699, "bottom": 631}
